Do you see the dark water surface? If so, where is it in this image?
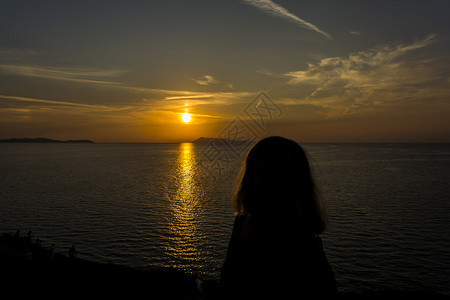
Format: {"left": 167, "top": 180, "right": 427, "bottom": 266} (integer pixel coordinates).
{"left": 1, "top": 143, "right": 449, "bottom": 295}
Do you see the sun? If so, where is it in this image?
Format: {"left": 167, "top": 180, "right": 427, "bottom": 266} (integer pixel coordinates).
{"left": 181, "top": 112, "right": 191, "bottom": 123}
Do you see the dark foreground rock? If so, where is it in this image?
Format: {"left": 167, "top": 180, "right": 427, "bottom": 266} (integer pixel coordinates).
{"left": 1, "top": 233, "right": 449, "bottom": 299}
{"left": 0, "top": 233, "right": 198, "bottom": 298}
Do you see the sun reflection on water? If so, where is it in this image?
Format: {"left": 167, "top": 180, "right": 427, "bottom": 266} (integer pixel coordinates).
{"left": 164, "top": 143, "right": 204, "bottom": 273}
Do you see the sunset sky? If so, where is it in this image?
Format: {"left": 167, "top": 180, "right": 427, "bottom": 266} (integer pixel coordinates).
{"left": 1, "top": 0, "right": 449, "bottom": 142}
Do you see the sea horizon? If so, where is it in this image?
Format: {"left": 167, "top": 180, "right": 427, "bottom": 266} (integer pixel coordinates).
{"left": 1, "top": 142, "right": 449, "bottom": 295}
{"left": 2, "top": 136, "right": 450, "bottom": 144}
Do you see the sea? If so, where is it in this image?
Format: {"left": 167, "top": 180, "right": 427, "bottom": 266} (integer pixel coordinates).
{"left": 0, "top": 142, "right": 449, "bottom": 295}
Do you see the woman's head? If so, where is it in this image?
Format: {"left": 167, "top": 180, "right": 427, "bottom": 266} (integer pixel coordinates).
{"left": 234, "top": 136, "right": 327, "bottom": 234}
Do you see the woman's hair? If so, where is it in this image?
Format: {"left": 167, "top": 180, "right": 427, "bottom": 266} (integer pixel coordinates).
{"left": 233, "top": 136, "right": 327, "bottom": 234}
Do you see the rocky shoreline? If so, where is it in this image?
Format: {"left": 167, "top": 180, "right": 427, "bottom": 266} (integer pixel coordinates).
{"left": 0, "top": 232, "right": 198, "bottom": 298}
{"left": 1, "top": 232, "right": 449, "bottom": 299}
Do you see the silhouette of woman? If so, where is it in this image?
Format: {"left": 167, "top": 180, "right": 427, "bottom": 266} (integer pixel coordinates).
{"left": 220, "top": 136, "right": 337, "bottom": 299}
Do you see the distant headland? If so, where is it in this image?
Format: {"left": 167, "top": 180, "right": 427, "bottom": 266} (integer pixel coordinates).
{"left": 0, "top": 138, "right": 94, "bottom": 143}
{"left": 192, "top": 137, "right": 253, "bottom": 144}
{"left": 192, "top": 137, "right": 227, "bottom": 143}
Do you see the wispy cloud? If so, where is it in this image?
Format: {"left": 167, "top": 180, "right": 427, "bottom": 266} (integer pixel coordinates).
{"left": 0, "top": 48, "right": 40, "bottom": 58}
{"left": 241, "top": 0, "right": 331, "bottom": 38}
{"left": 192, "top": 75, "right": 218, "bottom": 86}
{"left": 0, "top": 62, "right": 253, "bottom": 109}
{"left": 0, "top": 64, "right": 126, "bottom": 86}
{"left": 0, "top": 94, "right": 131, "bottom": 112}
{"left": 163, "top": 94, "right": 215, "bottom": 101}
{"left": 286, "top": 34, "right": 437, "bottom": 85}
{"left": 0, "top": 64, "right": 222, "bottom": 100}
{"left": 283, "top": 34, "right": 445, "bottom": 117}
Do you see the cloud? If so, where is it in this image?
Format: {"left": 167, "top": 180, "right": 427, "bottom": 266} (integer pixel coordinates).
{"left": 241, "top": 0, "right": 331, "bottom": 38}
{"left": 0, "top": 64, "right": 127, "bottom": 89}
{"left": 0, "top": 94, "right": 129, "bottom": 111}
{"left": 192, "top": 75, "right": 218, "bottom": 86}
{"left": 286, "top": 34, "right": 437, "bottom": 85}
{"left": 0, "top": 64, "right": 126, "bottom": 86}
{"left": 0, "top": 48, "right": 40, "bottom": 58}
{"left": 283, "top": 34, "right": 445, "bottom": 117}
{"left": 0, "top": 64, "right": 223, "bottom": 101}
{"left": 0, "top": 62, "right": 251, "bottom": 108}
{"left": 163, "top": 94, "right": 215, "bottom": 101}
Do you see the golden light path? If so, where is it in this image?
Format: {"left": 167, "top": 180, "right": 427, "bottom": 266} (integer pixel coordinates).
{"left": 165, "top": 143, "right": 204, "bottom": 273}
